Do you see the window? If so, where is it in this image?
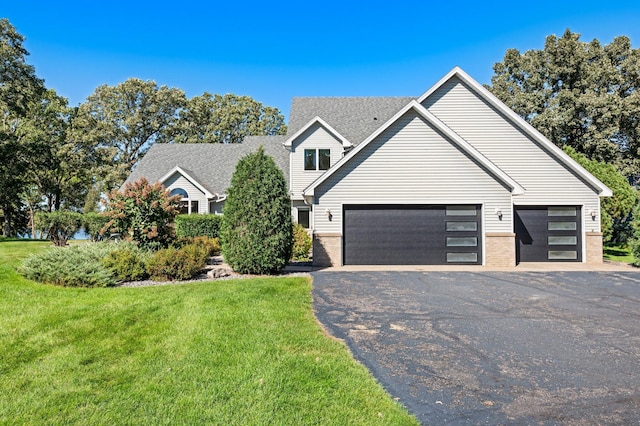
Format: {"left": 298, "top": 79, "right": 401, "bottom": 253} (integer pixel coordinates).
{"left": 304, "top": 149, "right": 316, "bottom": 170}
{"left": 548, "top": 207, "right": 577, "bottom": 217}
{"left": 169, "top": 187, "right": 198, "bottom": 214}
{"left": 446, "top": 237, "right": 477, "bottom": 247}
{"left": 446, "top": 206, "right": 477, "bottom": 216}
{"left": 548, "top": 250, "right": 578, "bottom": 260}
{"left": 298, "top": 208, "right": 310, "bottom": 229}
{"left": 319, "top": 149, "right": 331, "bottom": 170}
{"left": 548, "top": 221, "right": 576, "bottom": 231}
{"left": 304, "top": 149, "right": 330, "bottom": 170}
{"left": 169, "top": 188, "right": 188, "bottom": 198}
{"left": 447, "top": 252, "right": 478, "bottom": 263}
{"left": 446, "top": 221, "right": 478, "bottom": 232}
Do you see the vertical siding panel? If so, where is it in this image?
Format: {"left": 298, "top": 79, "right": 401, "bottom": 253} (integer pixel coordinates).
{"left": 313, "top": 110, "right": 513, "bottom": 234}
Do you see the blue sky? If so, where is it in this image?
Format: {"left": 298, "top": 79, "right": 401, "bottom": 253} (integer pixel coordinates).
{"left": 4, "top": 1, "right": 640, "bottom": 119}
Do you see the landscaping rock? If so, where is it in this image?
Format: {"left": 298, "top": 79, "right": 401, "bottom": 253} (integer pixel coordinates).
{"left": 207, "top": 267, "right": 232, "bottom": 279}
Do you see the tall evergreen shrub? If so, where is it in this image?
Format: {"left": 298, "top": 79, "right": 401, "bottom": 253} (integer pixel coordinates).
{"left": 221, "top": 146, "right": 293, "bottom": 274}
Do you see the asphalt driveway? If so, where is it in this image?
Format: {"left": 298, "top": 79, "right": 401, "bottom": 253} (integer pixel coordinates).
{"left": 312, "top": 271, "right": 640, "bottom": 424}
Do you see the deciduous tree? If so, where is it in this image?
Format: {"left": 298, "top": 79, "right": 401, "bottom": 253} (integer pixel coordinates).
{"left": 0, "top": 18, "right": 45, "bottom": 236}
{"left": 489, "top": 30, "right": 640, "bottom": 176}
{"left": 73, "top": 79, "right": 186, "bottom": 188}
{"left": 173, "top": 93, "right": 286, "bottom": 144}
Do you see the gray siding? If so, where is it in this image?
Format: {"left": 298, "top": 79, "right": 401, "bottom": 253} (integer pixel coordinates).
{"left": 422, "top": 77, "right": 601, "bottom": 232}
{"left": 290, "top": 122, "right": 345, "bottom": 198}
{"left": 164, "top": 173, "right": 208, "bottom": 214}
{"left": 313, "top": 110, "right": 513, "bottom": 234}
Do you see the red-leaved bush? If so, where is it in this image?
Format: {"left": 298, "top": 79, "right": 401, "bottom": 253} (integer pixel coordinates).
{"left": 103, "top": 178, "right": 181, "bottom": 250}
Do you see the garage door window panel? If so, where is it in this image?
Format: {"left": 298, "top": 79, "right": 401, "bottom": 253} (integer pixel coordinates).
{"left": 446, "top": 221, "right": 477, "bottom": 232}
{"left": 548, "top": 236, "right": 577, "bottom": 245}
{"left": 447, "top": 252, "right": 478, "bottom": 263}
{"left": 548, "top": 250, "right": 578, "bottom": 260}
{"left": 548, "top": 207, "right": 577, "bottom": 217}
{"left": 446, "top": 206, "right": 477, "bottom": 216}
{"left": 548, "top": 221, "right": 577, "bottom": 231}
{"left": 446, "top": 237, "right": 477, "bottom": 247}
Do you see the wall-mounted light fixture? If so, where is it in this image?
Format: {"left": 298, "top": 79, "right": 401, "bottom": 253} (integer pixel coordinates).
{"left": 590, "top": 209, "right": 597, "bottom": 220}
{"left": 494, "top": 207, "right": 503, "bottom": 219}
{"left": 325, "top": 208, "right": 332, "bottom": 218}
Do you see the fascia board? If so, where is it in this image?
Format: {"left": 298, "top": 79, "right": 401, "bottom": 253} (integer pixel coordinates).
{"left": 282, "top": 116, "right": 353, "bottom": 149}
{"left": 159, "top": 166, "right": 214, "bottom": 199}
{"left": 419, "top": 66, "right": 612, "bottom": 197}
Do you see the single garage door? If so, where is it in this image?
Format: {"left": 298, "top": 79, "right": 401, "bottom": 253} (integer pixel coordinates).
{"left": 343, "top": 204, "right": 481, "bottom": 265}
{"left": 514, "top": 206, "right": 581, "bottom": 262}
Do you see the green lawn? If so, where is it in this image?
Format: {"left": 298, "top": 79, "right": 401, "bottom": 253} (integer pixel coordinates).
{"left": 603, "top": 245, "right": 635, "bottom": 264}
{"left": 0, "top": 240, "right": 417, "bottom": 425}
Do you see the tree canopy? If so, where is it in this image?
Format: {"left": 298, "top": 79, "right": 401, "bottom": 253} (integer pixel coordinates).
{"left": 173, "top": 93, "right": 287, "bottom": 144}
{"left": 72, "top": 78, "right": 187, "bottom": 188}
{"left": 489, "top": 30, "right": 640, "bottom": 176}
{"left": 0, "top": 18, "right": 45, "bottom": 236}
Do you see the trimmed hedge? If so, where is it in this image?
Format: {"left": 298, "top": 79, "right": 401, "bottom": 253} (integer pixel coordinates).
{"left": 175, "top": 214, "right": 222, "bottom": 239}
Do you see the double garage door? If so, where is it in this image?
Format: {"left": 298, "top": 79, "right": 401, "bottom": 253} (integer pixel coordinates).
{"left": 342, "top": 204, "right": 582, "bottom": 265}
{"left": 343, "top": 205, "right": 481, "bottom": 265}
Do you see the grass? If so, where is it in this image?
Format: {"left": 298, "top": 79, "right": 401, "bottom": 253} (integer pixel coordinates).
{"left": 0, "top": 239, "right": 418, "bottom": 425}
{"left": 603, "top": 244, "right": 635, "bottom": 264}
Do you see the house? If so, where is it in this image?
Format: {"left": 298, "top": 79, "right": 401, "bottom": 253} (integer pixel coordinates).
{"left": 125, "top": 67, "right": 611, "bottom": 267}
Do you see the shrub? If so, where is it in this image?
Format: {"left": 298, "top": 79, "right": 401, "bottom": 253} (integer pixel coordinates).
{"left": 20, "top": 242, "right": 117, "bottom": 287}
{"left": 291, "top": 223, "right": 312, "bottom": 261}
{"left": 83, "top": 212, "right": 110, "bottom": 241}
{"left": 101, "top": 243, "right": 151, "bottom": 282}
{"left": 175, "top": 214, "right": 222, "bottom": 239}
{"left": 175, "top": 236, "right": 221, "bottom": 257}
{"left": 146, "top": 244, "right": 208, "bottom": 281}
{"left": 221, "top": 146, "right": 293, "bottom": 274}
{"left": 34, "top": 210, "right": 83, "bottom": 246}
{"left": 103, "top": 177, "right": 181, "bottom": 250}
{"left": 563, "top": 146, "right": 638, "bottom": 244}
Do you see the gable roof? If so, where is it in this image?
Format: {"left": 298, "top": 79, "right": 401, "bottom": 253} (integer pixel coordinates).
{"left": 288, "top": 96, "right": 413, "bottom": 146}
{"left": 418, "top": 66, "right": 612, "bottom": 197}
{"left": 283, "top": 116, "right": 352, "bottom": 149}
{"left": 159, "top": 166, "right": 215, "bottom": 198}
{"left": 303, "top": 100, "right": 525, "bottom": 197}
{"left": 124, "top": 135, "right": 289, "bottom": 196}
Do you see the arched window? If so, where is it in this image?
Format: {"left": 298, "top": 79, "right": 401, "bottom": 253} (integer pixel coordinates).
{"left": 170, "top": 188, "right": 188, "bottom": 198}
{"left": 169, "top": 187, "right": 198, "bottom": 214}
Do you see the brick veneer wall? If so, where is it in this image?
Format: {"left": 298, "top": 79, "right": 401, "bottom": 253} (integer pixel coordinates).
{"left": 313, "top": 234, "right": 342, "bottom": 267}
{"left": 485, "top": 232, "right": 516, "bottom": 267}
{"left": 585, "top": 232, "right": 603, "bottom": 264}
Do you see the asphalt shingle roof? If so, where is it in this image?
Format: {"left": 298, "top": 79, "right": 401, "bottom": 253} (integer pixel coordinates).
{"left": 287, "top": 97, "right": 415, "bottom": 145}
{"left": 124, "top": 135, "right": 289, "bottom": 195}
{"left": 124, "top": 96, "right": 417, "bottom": 195}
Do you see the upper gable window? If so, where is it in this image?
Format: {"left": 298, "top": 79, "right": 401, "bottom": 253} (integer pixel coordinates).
{"left": 304, "top": 149, "right": 330, "bottom": 171}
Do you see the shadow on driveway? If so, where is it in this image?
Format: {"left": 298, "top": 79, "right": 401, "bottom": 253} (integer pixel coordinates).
{"left": 312, "top": 271, "right": 640, "bottom": 424}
